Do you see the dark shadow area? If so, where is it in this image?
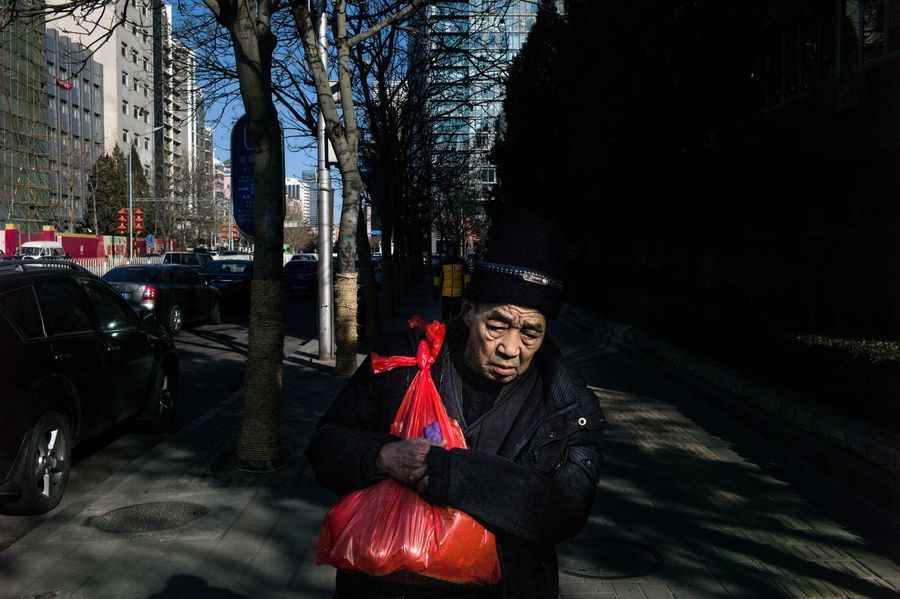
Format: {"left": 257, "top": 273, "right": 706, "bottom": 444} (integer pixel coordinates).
{"left": 147, "top": 574, "right": 253, "bottom": 599}
{"left": 560, "top": 333, "right": 900, "bottom": 597}
{"left": 491, "top": 1, "right": 900, "bottom": 434}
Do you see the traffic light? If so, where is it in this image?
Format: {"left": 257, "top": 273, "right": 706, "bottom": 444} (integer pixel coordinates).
{"left": 116, "top": 208, "right": 127, "bottom": 235}
{"left": 133, "top": 208, "right": 144, "bottom": 233}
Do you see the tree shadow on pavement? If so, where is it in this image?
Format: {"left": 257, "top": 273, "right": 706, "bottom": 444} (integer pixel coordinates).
{"left": 557, "top": 336, "right": 900, "bottom": 598}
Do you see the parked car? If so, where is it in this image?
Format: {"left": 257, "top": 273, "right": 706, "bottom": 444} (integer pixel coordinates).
{"left": 0, "top": 260, "right": 179, "bottom": 515}
{"left": 162, "top": 251, "right": 213, "bottom": 271}
{"left": 16, "top": 241, "right": 68, "bottom": 260}
{"left": 204, "top": 260, "right": 252, "bottom": 312}
{"left": 102, "top": 265, "right": 221, "bottom": 334}
{"left": 290, "top": 253, "right": 318, "bottom": 262}
{"left": 283, "top": 259, "right": 318, "bottom": 296}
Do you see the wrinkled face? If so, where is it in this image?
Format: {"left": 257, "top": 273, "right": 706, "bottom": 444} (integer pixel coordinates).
{"left": 463, "top": 301, "right": 547, "bottom": 384}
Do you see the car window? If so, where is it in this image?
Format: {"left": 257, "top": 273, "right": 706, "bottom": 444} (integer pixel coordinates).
{"left": 80, "top": 281, "right": 139, "bottom": 331}
{"left": 34, "top": 278, "right": 94, "bottom": 336}
{"left": 285, "top": 261, "right": 317, "bottom": 273}
{"left": 208, "top": 262, "right": 250, "bottom": 274}
{"left": 0, "top": 286, "right": 45, "bottom": 339}
{"left": 104, "top": 268, "right": 154, "bottom": 283}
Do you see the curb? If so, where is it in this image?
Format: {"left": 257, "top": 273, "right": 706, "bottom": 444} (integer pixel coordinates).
{"left": 560, "top": 303, "right": 900, "bottom": 525}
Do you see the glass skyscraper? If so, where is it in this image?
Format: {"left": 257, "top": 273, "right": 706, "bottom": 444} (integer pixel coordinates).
{"left": 412, "top": 0, "right": 543, "bottom": 251}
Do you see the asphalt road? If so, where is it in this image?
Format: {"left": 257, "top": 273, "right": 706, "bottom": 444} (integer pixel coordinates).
{"left": 0, "top": 294, "right": 317, "bottom": 551}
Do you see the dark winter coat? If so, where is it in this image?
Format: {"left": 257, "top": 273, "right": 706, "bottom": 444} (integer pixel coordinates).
{"left": 306, "top": 323, "right": 606, "bottom": 599}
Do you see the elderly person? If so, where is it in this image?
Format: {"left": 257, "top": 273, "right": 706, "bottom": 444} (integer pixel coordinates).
{"left": 307, "top": 220, "right": 606, "bottom": 599}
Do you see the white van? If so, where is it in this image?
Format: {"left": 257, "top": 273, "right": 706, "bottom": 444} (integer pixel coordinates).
{"left": 16, "top": 241, "right": 67, "bottom": 260}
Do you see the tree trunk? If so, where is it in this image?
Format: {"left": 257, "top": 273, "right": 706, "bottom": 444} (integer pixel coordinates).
{"left": 240, "top": 112, "right": 285, "bottom": 468}
{"left": 230, "top": 7, "right": 285, "bottom": 469}
{"left": 380, "top": 222, "right": 395, "bottom": 318}
{"left": 333, "top": 166, "right": 362, "bottom": 374}
{"left": 356, "top": 202, "right": 380, "bottom": 339}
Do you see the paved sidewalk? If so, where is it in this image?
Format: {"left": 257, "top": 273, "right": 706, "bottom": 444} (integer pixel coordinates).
{"left": 2, "top": 284, "right": 899, "bottom": 598}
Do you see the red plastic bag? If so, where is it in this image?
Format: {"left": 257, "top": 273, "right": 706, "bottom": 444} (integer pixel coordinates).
{"left": 316, "top": 318, "right": 501, "bottom": 585}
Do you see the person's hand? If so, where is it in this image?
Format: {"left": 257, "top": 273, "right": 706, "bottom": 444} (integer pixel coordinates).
{"left": 376, "top": 438, "right": 439, "bottom": 485}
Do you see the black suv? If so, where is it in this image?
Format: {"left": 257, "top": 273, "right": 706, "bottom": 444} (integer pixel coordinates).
{"left": 0, "top": 261, "right": 180, "bottom": 515}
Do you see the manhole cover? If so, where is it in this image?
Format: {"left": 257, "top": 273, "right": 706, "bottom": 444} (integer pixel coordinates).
{"left": 558, "top": 538, "right": 663, "bottom": 579}
{"left": 88, "top": 502, "right": 208, "bottom": 533}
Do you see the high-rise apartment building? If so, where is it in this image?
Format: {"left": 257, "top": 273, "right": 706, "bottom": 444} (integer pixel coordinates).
{"left": 52, "top": 0, "right": 157, "bottom": 176}
{"left": 45, "top": 28, "right": 105, "bottom": 230}
{"left": 0, "top": 4, "right": 50, "bottom": 228}
{"left": 302, "top": 169, "right": 319, "bottom": 227}
{"left": 285, "top": 177, "right": 310, "bottom": 225}
{"left": 156, "top": 4, "right": 205, "bottom": 205}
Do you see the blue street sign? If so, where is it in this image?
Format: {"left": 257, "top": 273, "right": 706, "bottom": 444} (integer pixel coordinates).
{"left": 230, "top": 115, "right": 256, "bottom": 240}
{"left": 145, "top": 233, "right": 155, "bottom": 248}
{"left": 230, "top": 115, "right": 286, "bottom": 241}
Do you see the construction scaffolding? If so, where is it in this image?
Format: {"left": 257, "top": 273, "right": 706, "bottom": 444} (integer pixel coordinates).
{"left": 0, "top": 0, "right": 51, "bottom": 234}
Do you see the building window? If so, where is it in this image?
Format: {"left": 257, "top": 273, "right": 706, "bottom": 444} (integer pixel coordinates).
{"left": 133, "top": 106, "right": 139, "bottom": 118}
{"left": 144, "top": 138, "right": 149, "bottom": 150}
{"left": 121, "top": 43, "right": 127, "bottom": 57}
{"left": 143, "top": 57, "right": 148, "bottom": 72}
{"left": 143, "top": 111, "right": 149, "bottom": 124}
{"left": 122, "top": 129, "right": 128, "bottom": 143}
{"left": 143, "top": 83, "right": 149, "bottom": 97}
{"left": 122, "top": 100, "right": 128, "bottom": 115}
{"left": 132, "top": 51, "right": 138, "bottom": 64}
{"left": 133, "top": 78, "right": 138, "bottom": 92}
{"left": 480, "top": 166, "right": 496, "bottom": 184}
{"left": 121, "top": 71, "right": 127, "bottom": 86}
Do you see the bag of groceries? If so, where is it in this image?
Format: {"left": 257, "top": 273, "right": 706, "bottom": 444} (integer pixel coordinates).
{"left": 316, "top": 318, "right": 501, "bottom": 584}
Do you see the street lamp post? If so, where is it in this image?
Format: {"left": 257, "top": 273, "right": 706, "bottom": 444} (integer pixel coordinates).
{"left": 128, "top": 125, "right": 163, "bottom": 260}
{"left": 317, "top": 3, "right": 335, "bottom": 360}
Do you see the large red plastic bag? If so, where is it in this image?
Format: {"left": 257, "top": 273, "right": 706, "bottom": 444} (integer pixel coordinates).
{"left": 316, "top": 318, "right": 501, "bottom": 585}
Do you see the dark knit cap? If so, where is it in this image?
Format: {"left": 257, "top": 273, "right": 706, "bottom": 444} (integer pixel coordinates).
{"left": 468, "top": 215, "right": 565, "bottom": 318}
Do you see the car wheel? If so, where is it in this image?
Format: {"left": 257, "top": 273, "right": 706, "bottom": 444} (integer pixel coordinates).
{"left": 147, "top": 366, "right": 177, "bottom": 433}
{"left": 3, "top": 411, "right": 72, "bottom": 515}
{"left": 167, "top": 304, "right": 184, "bottom": 335}
{"left": 208, "top": 299, "right": 222, "bottom": 325}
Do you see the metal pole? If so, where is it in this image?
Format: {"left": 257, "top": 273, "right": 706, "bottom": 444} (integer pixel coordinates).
{"left": 128, "top": 148, "right": 133, "bottom": 260}
{"left": 317, "top": 2, "right": 334, "bottom": 360}
{"left": 212, "top": 150, "right": 217, "bottom": 249}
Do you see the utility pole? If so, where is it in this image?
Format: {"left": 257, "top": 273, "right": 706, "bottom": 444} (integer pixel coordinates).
{"left": 316, "top": 1, "right": 334, "bottom": 360}
{"left": 128, "top": 149, "right": 134, "bottom": 260}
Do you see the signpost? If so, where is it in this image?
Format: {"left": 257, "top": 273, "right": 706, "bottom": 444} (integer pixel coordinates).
{"left": 230, "top": 115, "right": 256, "bottom": 240}
{"left": 230, "top": 115, "right": 285, "bottom": 240}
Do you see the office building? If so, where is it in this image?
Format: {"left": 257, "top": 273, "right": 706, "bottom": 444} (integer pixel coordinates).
{"left": 45, "top": 28, "right": 105, "bottom": 230}
{"left": 416, "top": 1, "right": 538, "bottom": 191}
{"left": 0, "top": 4, "right": 50, "bottom": 227}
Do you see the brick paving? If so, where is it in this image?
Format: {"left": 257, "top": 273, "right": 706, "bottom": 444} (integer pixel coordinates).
{"left": 555, "top": 318, "right": 900, "bottom": 598}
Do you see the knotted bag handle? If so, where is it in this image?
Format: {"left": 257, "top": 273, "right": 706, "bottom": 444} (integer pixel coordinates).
{"left": 371, "top": 316, "right": 445, "bottom": 375}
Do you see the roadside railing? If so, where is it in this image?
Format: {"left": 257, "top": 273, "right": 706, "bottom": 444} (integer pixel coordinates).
{"left": 74, "top": 256, "right": 163, "bottom": 278}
